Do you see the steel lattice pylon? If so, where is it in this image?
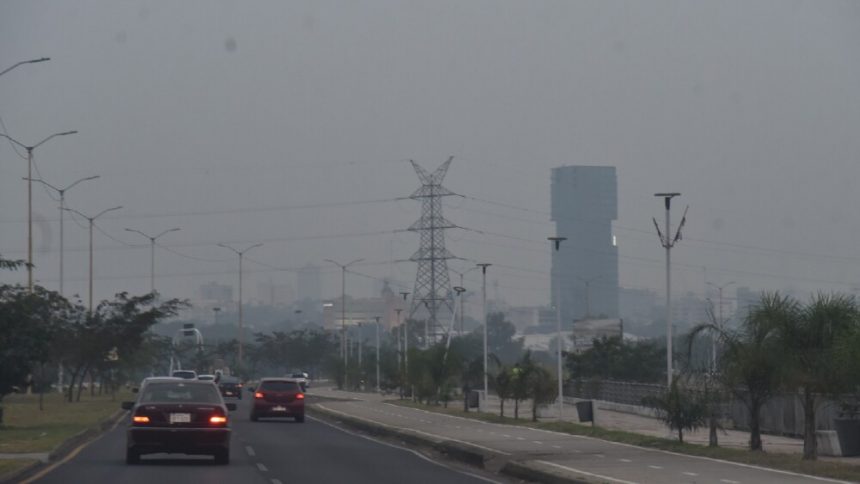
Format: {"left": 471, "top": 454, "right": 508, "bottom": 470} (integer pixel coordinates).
{"left": 408, "top": 157, "right": 456, "bottom": 347}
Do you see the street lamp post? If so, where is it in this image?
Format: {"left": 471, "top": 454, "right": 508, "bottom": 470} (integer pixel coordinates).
{"left": 2, "top": 131, "right": 78, "bottom": 292}
{"left": 578, "top": 276, "right": 602, "bottom": 319}
{"left": 125, "top": 227, "right": 181, "bottom": 294}
{"left": 0, "top": 57, "right": 49, "bottom": 78}
{"left": 219, "top": 242, "right": 263, "bottom": 367}
{"left": 28, "top": 176, "right": 99, "bottom": 296}
{"left": 451, "top": 267, "right": 478, "bottom": 335}
{"left": 324, "top": 258, "right": 364, "bottom": 390}
{"left": 653, "top": 193, "right": 686, "bottom": 386}
{"left": 476, "top": 263, "right": 491, "bottom": 410}
{"left": 453, "top": 286, "right": 466, "bottom": 337}
{"left": 63, "top": 206, "right": 122, "bottom": 312}
{"left": 375, "top": 316, "right": 381, "bottom": 393}
{"left": 548, "top": 236, "right": 567, "bottom": 419}
{"left": 399, "top": 291, "right": 410, "bottom": 396}
{"left": 706, "top": 281, "right": 735, "bottom": 373}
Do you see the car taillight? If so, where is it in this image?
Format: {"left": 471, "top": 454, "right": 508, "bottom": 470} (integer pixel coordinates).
{"left": 254, "top": 392, "right": 264, "bottom": 399}
{"left": 209, "top": 416, "right": 228, "bottom": 424}
{"left": 296, "top": 393, "right": 305, "bottom": 400}
{"left": 132, "top": 415, "right": 150, "bottom": 424}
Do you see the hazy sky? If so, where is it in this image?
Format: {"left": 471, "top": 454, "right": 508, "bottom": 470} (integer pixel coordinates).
{"left": 2, "top": 0, "right": 859, "bottom": 314}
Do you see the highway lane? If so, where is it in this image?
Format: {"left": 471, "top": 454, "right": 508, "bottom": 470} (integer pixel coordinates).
{"left": 29, "top": 395, "right": 499, "bottom": 484}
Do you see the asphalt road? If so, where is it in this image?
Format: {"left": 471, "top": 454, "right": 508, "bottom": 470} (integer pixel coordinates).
{"left": 27, "top": 396, "right": 498, "bottom": 484}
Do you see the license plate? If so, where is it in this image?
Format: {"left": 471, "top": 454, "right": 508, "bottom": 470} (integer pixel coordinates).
{"left": 169, "top": 413, "right": 191, "bottom": 423}
{"left": 225, "top": 391, "right": 233, "bottom": 396}
{"left": 272, "top": 406, "right": 287, "bottom": 412}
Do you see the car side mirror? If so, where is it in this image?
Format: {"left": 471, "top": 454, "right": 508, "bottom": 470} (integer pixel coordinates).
{"left": 226, "top": 403, "right": 237, "bottom": 411}
{"left": 121, "top": 401, "right": 135, "bottom": 410}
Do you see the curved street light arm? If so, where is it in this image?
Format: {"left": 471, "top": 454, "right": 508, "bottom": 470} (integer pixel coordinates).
{"left": 93, "top": 206, "right": 122, "bottom": 220}
{"left": 0, "top": 133, "right": 27, "bottom": 149}
{"left": 63, "top": 175, "right": 99, "bottom": 192}
{"left": 0, "top": 57, "right": 49, "bottom": 77}
{"left": 32, "top": 130, "right": 78, "bottom": 150}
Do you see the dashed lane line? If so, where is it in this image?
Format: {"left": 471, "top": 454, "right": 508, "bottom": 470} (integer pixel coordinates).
{"left": 683, "top": 472, "right": 698, "bottom": 476}
{"left": 649, "top": 465, "right": 663, "bottom": 470}
{"left": 721, "top": 480, "right": 741, "bottom": 484}
{"left": 245, "top": 446, "right": 256, "bottom": 457}
{"left": 533, "top": 441, "right": 543, "bottom": 445}
{"left": 271, "top": 480, "right": 283, "bottom": 484}
{"left": 536, "top": 460, "right": 639, "bottom": 484}
{"left": 257, "top": 463, "right": 269, "bottom": 472}
{"left": 619, "top": 458, "right": 632, "bottom": 463}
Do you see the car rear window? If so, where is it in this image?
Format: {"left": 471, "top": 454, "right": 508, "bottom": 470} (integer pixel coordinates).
{"left": 140, "top": 382, "right": 221, "bottom": 403}
{"left": 259, "top": 381, "right": 300, "bottom": 392}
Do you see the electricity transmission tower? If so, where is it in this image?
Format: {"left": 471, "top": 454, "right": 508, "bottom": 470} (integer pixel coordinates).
{"left": 408, "top": 157, "right": 457, "bottom": 347}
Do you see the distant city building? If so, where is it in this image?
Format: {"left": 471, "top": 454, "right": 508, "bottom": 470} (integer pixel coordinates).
{"left": 255, "top": 281, "right": 294, "bottom": 306}
{"left": 296, "top": 264, "right": 322, "bottom": 302}
{"left": 572, "top": 318, "right": 624, "bottom": 349}
{"left": 619, "top": 287, "right": 657, "bottom": 326}
{"left": 550, "top": 166, "right": 619, "bottom": 324}
{"left": 321, "top": 281, "right": 400, "bottom": 331}
{"left": 199, "top": 282, "right": 233, "bottom": 303}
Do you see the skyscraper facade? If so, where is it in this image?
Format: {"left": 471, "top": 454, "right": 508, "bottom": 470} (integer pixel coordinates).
{"left": 550, "top": 166, "right": 619, "bottom": 324}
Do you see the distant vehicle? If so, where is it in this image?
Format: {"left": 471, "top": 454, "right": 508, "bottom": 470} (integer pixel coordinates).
{"left": 218, "top": 376, "right": 242, "bottom": 400}
{"left": 121, "top": 378, "right": 235, "bottom": 464}
{"left": 250, "top": 378, "right": 305, "bottom": 423}
{"left": 289, "top": 371, "right": 310, "bottom": 390}
{"left": 171, "top": 370, "right": 197, "bottom": 380}
{"left": 197, "top": 374, "right": 216, "bottom": 382}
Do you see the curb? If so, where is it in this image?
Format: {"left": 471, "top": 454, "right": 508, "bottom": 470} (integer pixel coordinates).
{"left": 310, "top": 404, "right": 586, "bottom": 483}
{"left": 0, "top": 409, "right": 127, "bottom": 484}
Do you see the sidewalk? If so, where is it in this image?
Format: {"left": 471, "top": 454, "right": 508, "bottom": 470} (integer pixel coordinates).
{"left": 311, "top": 385, "right": 851, "bottom": 462}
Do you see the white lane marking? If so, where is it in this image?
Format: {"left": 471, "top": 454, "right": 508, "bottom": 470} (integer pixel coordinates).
{"left": 257, "top": 463, "right": 268, "bottom": 472}
{"left": 245, "top": 445, "right": 256, "bottom": 457}
{"left": 649, "top": 465, "right": 663, "bottom": 469}
{"left": 532, "top": 441, "right": 543, "bottom": 445}
{"left": 551, "top": 445, "right": 562, "bottom": 449}
{"left": 619, "top": 458, "right": 632, "bottom": 462}
{"left": 536, "top": 460, "right": 639, "bottom": 484}
{"left": 376, "top": 402, "right": 852, "bottom": 484}
{"left": 596, "top": 454, "right": 605, "bottom": 458}
{"left": 308, "top": 414, "right": 502, "bottom": 484}
{"left": 502, "top": 434, "right": 511, "bottom": 438}
{"left": 683, "top": 472, "right": 698, "bottom": 476}
{"left": 721, "top": 480, "right": 741, "bottom": 484}
{"left": 271, "top": 480, "right": 283, "bottom": 484}
{"left": 516, "top": 437, "right": 525, "bottom": 441}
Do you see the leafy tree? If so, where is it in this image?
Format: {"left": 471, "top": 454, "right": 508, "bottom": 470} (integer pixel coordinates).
{"left": 528, "top": 364, "right": 557, "bottom": 422}
{"left": 776, "top": 293, "right": 859, "bottom": 460}
{"left": 642, "top": 377, "right": 707, "bottom": 443}
{"left": 489, "top": 354, "right": 513, "bottom": 417}
{"left": 566, "top": 336, "right": 664, "bottom": 383}
{"left": 689, "top": 292, "right": 789, "bottom": 451}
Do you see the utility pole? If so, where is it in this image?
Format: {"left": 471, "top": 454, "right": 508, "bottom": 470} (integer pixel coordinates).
{"left": 125, "top": 227, "right": 181, "bottom": 293}
{"left": 28, "top": 176, "right": 99, "bottom": 296}
{"left": 63, "top": 206, "right": 122, "bottom": 312}
{"left": 453, "top": 286, "right": 466, "bottom": 337}
{"left": 578, "top": 276, "right": 602, "bottom": 319}
{"left": 706, "top": 281, "right": 734, "bottom": 373}
{"left": 548, "top": 236, "right": 567, "bottom": 419}
{"left": 375, "top": 316, "right": 381, "bottom": 393}
{"left": 1, "top": 131, "right": 78, "bottom": 292}
{"left": 219, "top": 242, "right": 263, "bottom": 368}
{"left": 653, "top": 193, "right": 687, "bottom": 386}
{"left": 395, "top": 308, "right": 403, "bottom": 369}
{"left": 476, "top": 263, "right": 491, "bottom": 410}
{"left": 358, "top": 322, "right": 363, "bottom": 368}
{"left": 400, "top": 291, "right": 410, "bottom": 396}
{"left": 325, "top": 258, "right": 364, "bottom": 390}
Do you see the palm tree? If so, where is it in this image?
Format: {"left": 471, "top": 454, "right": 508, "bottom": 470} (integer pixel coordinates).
{"left": 642, "top": 376, "right": 706, "bottom": 443}
{"left": 689, "top": 292, "right": 790, "bottom": 451}
{"left": 777, "top": 293, "right": 859, "bottom": 460}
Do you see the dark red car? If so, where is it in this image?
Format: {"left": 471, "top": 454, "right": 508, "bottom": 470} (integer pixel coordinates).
{"left": 122, "top": 378, "right": 236, "bottom": 464}
{"left": 250, "top": 378, "right": 305, "bottom": 422}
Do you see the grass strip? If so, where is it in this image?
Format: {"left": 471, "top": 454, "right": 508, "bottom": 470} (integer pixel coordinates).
{"left": 0, "top": 390, "right": 130, "bottom": 454}
{"left": 390, "top": 400, "right": 860, "bottom": 482}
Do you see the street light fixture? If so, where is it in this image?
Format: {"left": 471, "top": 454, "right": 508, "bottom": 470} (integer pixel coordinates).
{"left": 0, "top": 57, "right": 50, "bottom": 78}
{"left": 27, "top": 175, "right": 99, "bottom": 296}
{"left": 1, "top": 130, "right": 78, "bottom": 292}
{"left": 451, "top": 266, "right": 479, "bottom": 336}
{"left": 653, "top": 192, "right": 686, "bottom": 386}
{"left": 324, "top": 258, "right": 364, "bottom": 390}
{"left": 63, "top": 205, "right": 122, "bottom": 312}
{"left": 125, "top": 227, "right": 181, "bottom": 294}
{"left": 548, "top": 236, "right": 567, "bottom": 419}
{"left": 476, "top": 263, "right": 491, "bottom": 410}
{"left": 219, "top": 242, "right": 263, "bottom": 367}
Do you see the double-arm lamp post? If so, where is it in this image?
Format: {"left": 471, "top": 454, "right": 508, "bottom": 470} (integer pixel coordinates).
{"left": 218, "top": 242, "right": 263, "bottom": 367}
{"left": 62, "top": 206, "right": 122, "bottom": 312}
{"left": 1, "top": 131, "right": 78, "bottom": 292}
{"left": 125, "top": 227, "right": 181, "bottom": 294}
